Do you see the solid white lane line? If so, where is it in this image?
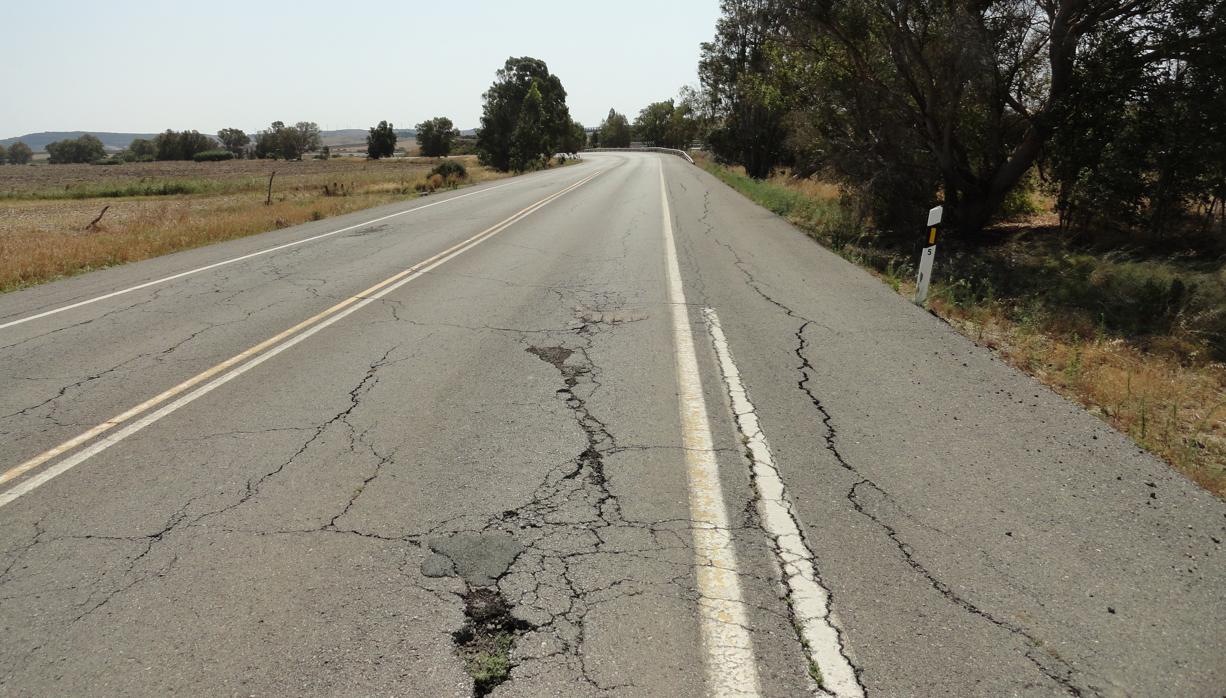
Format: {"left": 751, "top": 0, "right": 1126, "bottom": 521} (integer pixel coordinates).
{"left": 659, "top": 160, "right": 762, "bottom": 696}
{"left": 0, "top": 176, "right": 537, "bottom": 332}
{"left": 704, "top": 307, "right": 863, "bottom": 698}
{"left": 0, "top": 171, "right": 603, "bottom": 508}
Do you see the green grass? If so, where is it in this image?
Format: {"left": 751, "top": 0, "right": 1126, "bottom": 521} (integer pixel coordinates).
{"left": 701, "top": 160, "right": 834, "bottom": 223}
{"left": 808, "top": 660, "right": 824, "bottom": 686}
{"left": 0, "top": 177, "right": 251, "bottom": 200}
{"left": 464, "top": 631, "right": 515, "bottom": 695}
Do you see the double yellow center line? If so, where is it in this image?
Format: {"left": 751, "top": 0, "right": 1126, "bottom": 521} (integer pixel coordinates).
{"left": 0, "top": 170, "right": 603, "bottom": 507}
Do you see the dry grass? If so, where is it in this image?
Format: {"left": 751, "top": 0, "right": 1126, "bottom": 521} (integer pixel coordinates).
{"left": 0, "top": 156, "right": 508, "bottom": 291}
{"left": 932, "top": 297, "right": 1226, "bottom": 496}
{"left": 700, "top": 156, "right": 1226, "bottom": 498}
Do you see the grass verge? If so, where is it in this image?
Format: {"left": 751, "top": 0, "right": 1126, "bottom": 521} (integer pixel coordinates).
{"left": 699, "top": 157, "right": 1226, "bottom": 497}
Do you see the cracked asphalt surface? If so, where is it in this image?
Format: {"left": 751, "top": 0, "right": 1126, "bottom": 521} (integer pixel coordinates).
{"left": 0, "top": 153, "right": 1223, "bottom": 696}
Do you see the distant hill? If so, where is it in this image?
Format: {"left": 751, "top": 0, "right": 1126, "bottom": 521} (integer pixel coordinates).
{"left": 0, "top": 131, "right": 160, "bottom": 152}
{"left": 321, "top": 129, "right": 419, "bottom": 147}
{"left": 320, "top": 129, "right": 371, "bottom": 147}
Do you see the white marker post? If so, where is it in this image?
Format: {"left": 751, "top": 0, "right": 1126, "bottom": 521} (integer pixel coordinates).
{"left": 914, "top": 205, "right": 943, "bottom": 305}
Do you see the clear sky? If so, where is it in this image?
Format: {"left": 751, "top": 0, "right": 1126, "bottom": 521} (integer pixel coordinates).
{"left": 0, "top": 1, "right": 721, "bottom": 139}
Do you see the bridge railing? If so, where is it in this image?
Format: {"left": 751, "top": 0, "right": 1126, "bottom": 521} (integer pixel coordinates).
{"left": 582, "top": 147, "right": 695, "bottom": 164}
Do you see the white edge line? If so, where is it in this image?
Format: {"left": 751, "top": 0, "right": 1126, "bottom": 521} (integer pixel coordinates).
{"left": 703, "top": 307, "right": 863, "bottom": 698}
{"left": 0, "top": 176, "right": 531, "bottom": 331}
{"left": 0, "top": 171, "right": 601, "bottom": 508}
{"left": 659, "top": 158, "right": 762, "bottom": 696}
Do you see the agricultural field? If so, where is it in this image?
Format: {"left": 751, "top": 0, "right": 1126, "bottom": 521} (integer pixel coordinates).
{"left": 0, "top": 156, "right": 506, "bottom": 292}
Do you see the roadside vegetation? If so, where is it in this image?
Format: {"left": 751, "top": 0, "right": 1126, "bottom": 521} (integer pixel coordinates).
{"left": 0, "top": 157, "right": 504, "bottom": 292}
{"left": 655, "top": 1, "right": 1226, "bottom": 496}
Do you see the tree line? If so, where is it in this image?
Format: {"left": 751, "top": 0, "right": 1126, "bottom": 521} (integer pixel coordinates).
{"left": 587, "top": 100, "right": 701, "bottom": 150}
{"left": 29, "top": 123, "right": 324, "bottom": 164}
{"left": 26, "top": 114, "right": 482, "bottom": 165}
{"left": 364, "top": 117, "right": 464, "bottom": 159}
{"left": 466, "top": 61, "right": 700, "bottom": 164}
{"left": 6, "top": 54, "right": 694, "bottom": 172}
{"left": 684, "top": 0, "right": 1224, "bottom": 238}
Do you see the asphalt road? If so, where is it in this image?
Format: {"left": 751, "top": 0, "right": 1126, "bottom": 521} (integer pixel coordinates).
{"left": 0, "top": 152, "right": 1222, "bottom": 697}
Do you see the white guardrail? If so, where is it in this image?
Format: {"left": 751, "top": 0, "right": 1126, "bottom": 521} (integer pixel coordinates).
{"left": 583, "top": 147, "right": 695, "bottom": 164}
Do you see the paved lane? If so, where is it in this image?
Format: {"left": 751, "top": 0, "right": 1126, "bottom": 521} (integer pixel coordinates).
{"left": 0, "top": 152, "right": 1222, "bottom": 696}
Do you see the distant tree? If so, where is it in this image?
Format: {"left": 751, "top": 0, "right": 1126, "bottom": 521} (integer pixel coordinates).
{"left": 121, "top": 138, "right": 156, "bottom": 162}
{"left": 253, "top": 121, "right": 321, "bottom": 160}
{"left": 0, "top": 145, "right": 6, "bottom": 165}
{"left": 666, "top": 101, "right": 699, "bottom": 150}
{"left": 634, "top": 100, "right": 675, "bottom": 146}
{"left": 153, "top": 131, "right": 181, "bottom": 160}
{"left": 588, "top": 130, "right": 600, "bottom": 148}
{"left": 153, "top": 130, "right": 214, "bottom": 160}
{"left": 632, "top": 99, "right": 699, "bottom": 150}
{"left": 367, "top": 120, "right": 397, "bottom": 159}
{"left": 416, "top": 117, "right": 460, "bottom": 157}
{"left": 253, "top": 122, "right": 282, "bottom": 159}
{"left": 7, "top": 141, "right": 32, "bottom": 165}
{"left": 599, "top": 109, "right": 632, "bottom": 148}
{"left": 476, "top": 56, "right": 573, "bottom": 171}
{"left": 46, "top": 134, "right": 106, "bottom": 163}
{"left": 217, "top": 128, "right": 250, "bottom": 158}
{"left": 291, "top": 121, "right": 321, "bottom": 156}
{"left": 510, "top": 82, "right": 550, "bottom": 171}
{"left": 562, "top": 120, "right": 586, "bottom": 154}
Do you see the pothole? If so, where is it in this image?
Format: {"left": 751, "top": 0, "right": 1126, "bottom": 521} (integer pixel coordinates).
{"left": 421, "top": 534, "right": 532, "bottom": 696}
{"left": 453, "top": 588, "right": 536, "bottom": 697}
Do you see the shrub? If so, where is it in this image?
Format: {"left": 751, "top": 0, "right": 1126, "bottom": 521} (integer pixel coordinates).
{"left": 1084, "top": 262, "right": 1191, "bottom": 336}
{"left": 192, "top": 149, "right": 234, "bottom": 162}
{"left": 429, "top": 174, "right": 444, "bottom": 190}
{"left": 1001, "top": 184, "right": 1042, "bottom": 218}
{"left": 430, "top": 160, "right": 467, "bottom": 180}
